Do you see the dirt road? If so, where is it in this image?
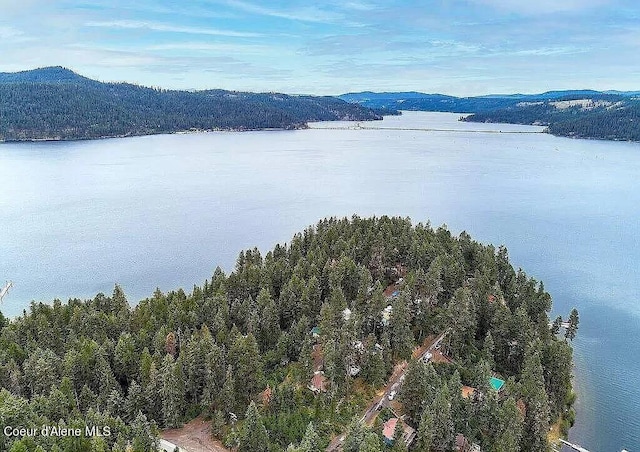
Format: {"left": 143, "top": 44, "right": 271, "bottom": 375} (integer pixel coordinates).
{"left": 326, "top": 332, "right": 447, "bottom": 451}
{"left": 161, "top": 416, "right": 229, "bottom": 452}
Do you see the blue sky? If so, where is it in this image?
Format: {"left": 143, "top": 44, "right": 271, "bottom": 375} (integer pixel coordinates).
{"left": 1, "top": 0, "right": 639, "bottom": 95}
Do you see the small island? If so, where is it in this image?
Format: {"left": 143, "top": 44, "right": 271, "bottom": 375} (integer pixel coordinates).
{"left": 0, "top": 216, "right": 577, "bottom": 452}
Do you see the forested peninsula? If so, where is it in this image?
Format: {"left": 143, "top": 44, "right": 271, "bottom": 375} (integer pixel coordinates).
{"left": 462, "top": 96, "right": 640, "bottom": 142}
{"left": 0, "top": 216, "right": 578, "bottom": 452}
{"left": 340, "top": 91, "right": 640, "bottom": 141}
{"left": 0, "top": 67, "right": 388, "bottom": 142}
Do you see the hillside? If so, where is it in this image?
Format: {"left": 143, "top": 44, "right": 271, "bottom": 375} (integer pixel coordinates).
{"left": 0, "top": 67, "right": 389, "bottom": 141}
{"left": 340, "top": 91, "right": 640, "bottom": 141}
{"left": 0, "top": 216, "right": 577, "bottom": 452}
{"left": 463, "top": 95, "right": 640, "bottom": 141}
{"left": 339, "top": 90, "right": 640, "bottom": 113}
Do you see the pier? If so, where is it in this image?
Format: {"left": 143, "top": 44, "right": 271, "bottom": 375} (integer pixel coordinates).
{"left": 559, "top": 439, "right": 590, "bottom": 452}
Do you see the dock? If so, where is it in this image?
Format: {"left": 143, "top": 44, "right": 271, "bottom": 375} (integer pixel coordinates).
{"left": 559, "top": 439, "right": 590, "bottom": 452}
{"left": 0, "top": 281, "right": 13, "bottom": 302}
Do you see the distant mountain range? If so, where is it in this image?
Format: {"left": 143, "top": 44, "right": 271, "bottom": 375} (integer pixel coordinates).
{"left": 0, "top": 67, "right": 389, "bottom": 142}
{"left": 2, "top": 67, "right": 637, "bottom": 142}
{"left": 338, "top": 90, "right": 640, "bottom": 112}
{"left": 340, "top": 91, "right": 640, "bottom": 141}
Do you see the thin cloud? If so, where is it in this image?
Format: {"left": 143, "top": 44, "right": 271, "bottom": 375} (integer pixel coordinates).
{"left": 0, "top": 26, "right": 35, "bottom": 43}
{"left": 221, "top": 0, "right": 347, "bottom": 24}
{"left": 85, "top": 20, "right": 262, "bottom": 38}
{"left": 144, "top": 42, "right": 275, "bottom": 55}
{"left": 469, "top": 0, "right": 611, "bottom": 15}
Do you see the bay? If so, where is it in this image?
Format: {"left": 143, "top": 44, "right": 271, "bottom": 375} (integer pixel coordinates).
{"left": 1, "top": 112, "right": 638, "bottom": 451}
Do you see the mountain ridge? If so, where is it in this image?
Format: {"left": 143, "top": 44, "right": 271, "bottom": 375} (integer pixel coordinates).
{"left": 0, "top": 67, "right": 391, "bottom": 142}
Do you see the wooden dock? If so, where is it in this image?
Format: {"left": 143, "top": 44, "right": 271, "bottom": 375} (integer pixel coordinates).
{"left": 559, "top": 439, "right": 590, "bottom": 452}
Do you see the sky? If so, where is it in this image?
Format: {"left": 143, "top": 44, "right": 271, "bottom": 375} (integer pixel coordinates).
{"left": 0, "top": 0, "right": 639, "bottom": 95}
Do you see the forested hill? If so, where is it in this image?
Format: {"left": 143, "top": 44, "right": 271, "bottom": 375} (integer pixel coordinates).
{"left": 340, "top": 90, "right": 640, "bottom": 141}
{"left": 0, "top": 67, "right": 389, "bottom": 141}
{"left": 462, "top": 96, "right": 640, "bottom": 141}
{"left": 0, "top": 216, "right": 577, "bottom": 452}
{"left": 339, "top": 90, "right": 640, "bottom": 113}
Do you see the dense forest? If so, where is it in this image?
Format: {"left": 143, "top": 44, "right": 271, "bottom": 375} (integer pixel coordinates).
{"left": 341, "top": 91, "right": 640, "bottom": 141}
{"left": 462, "top": 95, "right": 640, "bottom": 141}
{"left": 0, "top": 67, "right": 390, "bottom": 141}
{"left": 339, "top": 90, "right": 640, "bottom": 113}
{"left": 0, "top": 216, "right": 577, "bottom": 452}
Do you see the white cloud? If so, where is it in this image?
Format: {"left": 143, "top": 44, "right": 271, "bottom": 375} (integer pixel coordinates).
{"left": 469, "top": 0, "right": 611, "bottom": 14}
{"left": 0, "top": 26, "right": 22, "bottom": 38}
{"left": 143, "top": 42, "right": 280, "bottom": 55}
{"left": 85, "top": 20, "right": 262, "bottom": 38}
{"left": 221, "top": 0, "right": 347, "bottom": 24}
{"left": 0, "top": 25, "right": 34, "bottom": 42}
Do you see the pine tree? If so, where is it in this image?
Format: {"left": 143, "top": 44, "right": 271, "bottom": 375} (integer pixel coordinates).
{"left": 430, "top": 384, "right": 454, "bottom": 452}
{"left": 360, "top": 431, "right": 383, "bottom": 452}
{"left": 550, "top": 316, "right": 562, "bottom": 335}
{"left": 494, "top": 397, "right": 522, "bottom": 452}
{"left": 415, "top": 406, "right": 434, "bottom": 452}
{"left": 361, "top": 337, "right": 386, "bottom": 386}
{"left": 446, "top": 288, "right": 477, "bottom": 359}
{"left": 565, "top": 308, "right": 579, "bottom": 341}
{"left": 131, "top": 411, "right": 159, "bottom": 452}
{"left": 389, "top": 295, "right": 414, "bottom": 360}
{"left": 398, "top": 360, "right": 438, "bottom": 424}
{"left": 298, "top": 422, "right": 321, "bottom": 452}
{"left": 343, "top": 419, "right": 366, "bottom": 452}
{"left": 219, "top": 365, "right": 236, "bottom": 418}
{"left": 114, "top": 332, "right": 137, "bottom": 384}
{"left": 160, "top": 354, "right": 184, "bottom": 428}
{"left": 520, "top": 347, "right": 550, "bottom": 452}
{"left": 482, "top": 331, "right": 496, "bottom": 370}
{"left": 238, "top": 402, "right": 268, "bottom": 452}
{"left": 124, "top": 380, "right": 143, "bottom": 422}
{"left": 211, "top": 410, "right": 226, "bottom": 438}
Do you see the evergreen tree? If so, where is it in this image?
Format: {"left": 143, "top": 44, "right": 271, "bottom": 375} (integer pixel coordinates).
{"left": 430, "top": 384, "right": 454, "bottom": 452}
{"left": 415, "top": 406, "right": 435, "bottom": 452}
{"left": 298, "top": 422, "right": 321, "bottom": 452}
{"left": 520, "top": 347, "right": 550, "bottom": 452}
{"left": 359, "top": 432, "right": 383, "bottom": 452}
{"left": 565, "top": 308, "right": 579, "bottom": 341}
{"left": 160, "top": 355, "right": 184, "bottom": 428}
{"left": 131, "top": 411, "right": 159, "bottom": 452}
{"left": 389, "top": 295, "right": 414, "bottom": 360}
{"left": 238, "top": 402, "right": 268, "bottom": 452}
{"left": 399, "top": 360, "right": 438, "bottom": 424}
{"left": 495, "top": 397, "right": 522, "bottom": 452}
{"left": 343, "top": 419, "right": 367, "bottom": 452}
{"left": 361, "top": 336, "right": 386, "bottom": 386}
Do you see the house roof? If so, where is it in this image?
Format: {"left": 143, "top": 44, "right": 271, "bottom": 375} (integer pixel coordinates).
{"left": 309, "top": 372, "right": 328, "bottom": 392}
{"left": 461, "top": 386, "right": 476, "bottom": 399}
{"left": 456, "top": 433, "right": 469, "bottom": 451}
{"left": 260, "top": 386, "right": 272, "bottom": 405}
{"left": 383, "top": 418, "right": 398, "bottom": 440}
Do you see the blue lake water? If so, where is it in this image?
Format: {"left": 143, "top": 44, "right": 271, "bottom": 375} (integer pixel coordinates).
{"left": 1, "top": 112, "right": 638, "bottom": 451}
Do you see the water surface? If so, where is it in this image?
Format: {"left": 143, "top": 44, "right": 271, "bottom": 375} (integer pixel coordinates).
{"left": 1, "top": 112, "right": 638, "bottom": 451}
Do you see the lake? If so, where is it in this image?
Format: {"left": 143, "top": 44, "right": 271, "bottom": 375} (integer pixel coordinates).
{"left": 1, "top": 112, "right": 638, "bottom": 451}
